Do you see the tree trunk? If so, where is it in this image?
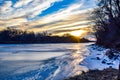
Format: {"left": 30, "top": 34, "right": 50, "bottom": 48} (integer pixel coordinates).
{"left": 118, "top": 63, "right": 120, "bottom": 80}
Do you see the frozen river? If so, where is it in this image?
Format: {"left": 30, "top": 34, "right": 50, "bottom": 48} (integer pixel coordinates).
{"left": 0, "top": 43, "right": 92, "bottom": 80}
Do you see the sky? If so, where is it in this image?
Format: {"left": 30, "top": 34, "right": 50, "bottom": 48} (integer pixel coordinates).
{"left": 0, "top": 0, "right": 97, "bottom": 36}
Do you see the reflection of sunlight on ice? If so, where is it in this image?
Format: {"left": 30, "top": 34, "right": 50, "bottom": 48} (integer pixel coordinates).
{"left": 75, "top": 71, "right": 82, "bottom": 75}
{"left": 72, "top": 53, "right": 83, "bottom": 64}
{"left": 68, "top": 43, "right": 88, "bottom": 76}
{"left": 72, "top": 44, "right": 83, "bottom": 61}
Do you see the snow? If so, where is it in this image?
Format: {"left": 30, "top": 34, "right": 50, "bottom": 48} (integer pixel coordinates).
{"left": 0, "top": 43, "right": 120, "bottom": 80}
{"left": 81, "top": 45, "right": 120, "bottom": 70}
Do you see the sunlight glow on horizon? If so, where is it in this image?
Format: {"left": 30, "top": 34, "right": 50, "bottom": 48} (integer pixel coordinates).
{"left": 70, "top": 30, "right": 86, "bottom": 37}
{"left": 52, "top": 30, "right": 87, "bottom": 37}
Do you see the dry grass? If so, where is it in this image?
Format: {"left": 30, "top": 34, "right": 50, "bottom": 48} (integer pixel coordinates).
{"left": 65, "top": 68, "right": 118, "bottom": 80}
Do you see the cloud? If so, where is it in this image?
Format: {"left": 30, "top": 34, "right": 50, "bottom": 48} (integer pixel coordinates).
{"left": 27, "top": 0, "right": 63, "bottom": 18}
{"left": 0, "top": 0, "right": 96, "bottom": 35}
{"left": 27, "top": 1, "right": 94, "bottom": 33}
{"left": 13, "top": 0, "right": 33, "bottom": 8}
{"left": 0, "top": 17, "right": 27, "bottom": 28}
{"left": 51, "top": 28, "right": 85, "bottom": 34}
{"left": 0, "top": 1, "right": 13, "bottom": 14}
{"left": 0, "top": 0, "right": 63, "bottom": 19}
{"left": 27, "top": 10, "right": 93, "bottom": 33}
{"left": 0, "top": 0, "right": 63, "bottom": 29}
{"left": 32, "top": 20, "right": 64, "bottom": 28}
{"left": 39, "top": 3, "right": 84, "bottom": 23}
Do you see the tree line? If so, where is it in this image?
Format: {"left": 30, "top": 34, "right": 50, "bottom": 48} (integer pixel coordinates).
{"left": 0, "top": 28, "right": 90, "bottom": 44}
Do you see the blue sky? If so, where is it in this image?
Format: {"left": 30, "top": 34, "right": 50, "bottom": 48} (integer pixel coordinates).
{"left": 0, "top": 0, "right": 97, "bottom": 35}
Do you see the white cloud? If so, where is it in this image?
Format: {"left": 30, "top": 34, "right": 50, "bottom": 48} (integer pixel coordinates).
{"left": 35, "top": 0, "right": 94, "bottom": 24}
{"left": 14, "top": 0, "right": 33, "bottom": 8}
{"left": 0, "top": 1, "right": 13, "bottom": 14}
{"left": 28, "top": 1, "right": 93, "bottom": 30}
{"left": 0, "top": 0, "right": 63, "bottom": 19}
{"left": 28, "top": 0, "right": 63, "bottom": 18}
{"left": 0, "top": 0, "right": 64, "bottom": 29}
{"left": 40, "top": 3, "right": 83, "bottom": 23}
{"left": 0, "top": 0, "right": 95, "bottom": 34}
{"left": 0, "top": 17, "right": 27, "bottom": 28}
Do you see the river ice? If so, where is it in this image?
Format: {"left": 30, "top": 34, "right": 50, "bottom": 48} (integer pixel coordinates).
{"left": 0, "top": 43, "right": 90, "bottom": 80}
{"left": 0, "top": 43, "right": 119, "bottom": 80}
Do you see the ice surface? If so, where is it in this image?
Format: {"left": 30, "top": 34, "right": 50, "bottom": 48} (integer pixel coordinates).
{"left": 1, "top": 43, "right": 119, "bottom": 80}
{"left": 0, "top": 43, "right": 90, "bottom": 80}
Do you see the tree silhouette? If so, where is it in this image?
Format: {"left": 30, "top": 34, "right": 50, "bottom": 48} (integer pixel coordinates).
{"left": 93, "top": 0, "right": 120, "bottom": 79}
{"left": 93, "top": 0, "right": 120, "bottom": 47}
{"left": 0, "top": 28, "right": 90, "bottom": 43}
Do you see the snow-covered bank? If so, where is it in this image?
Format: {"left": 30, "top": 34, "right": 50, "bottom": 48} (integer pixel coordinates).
{"left": 66, "top": 45, "right": 120, "bottom": 80}
{"left": 81, "top": 44, "right": 120, "bottom": 70}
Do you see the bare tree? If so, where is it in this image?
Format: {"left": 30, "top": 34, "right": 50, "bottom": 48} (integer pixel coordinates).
{"left": 93, "top": 0, "right": 120, "bottom": 79}
{"left": 93, "top": 0, "right": 120, "bottom": 47}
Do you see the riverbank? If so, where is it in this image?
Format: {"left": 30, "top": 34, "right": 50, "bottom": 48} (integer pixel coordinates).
{"left": 81, "top": 44, "right": 120, "bottom": 70}
{"left": 65, "top": 68, "right": 118, "bottom": 80}
{"left": 66, "top": 44, "right": 120, "bottom": 80}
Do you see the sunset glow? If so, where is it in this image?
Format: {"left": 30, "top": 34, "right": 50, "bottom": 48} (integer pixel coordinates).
{"left": 70, "top": 30, "right": 86, "bottom": 37}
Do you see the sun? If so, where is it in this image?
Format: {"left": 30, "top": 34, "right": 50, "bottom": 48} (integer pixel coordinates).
{"left": 70, "top": 30, "right": 85, "bottom": 37}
